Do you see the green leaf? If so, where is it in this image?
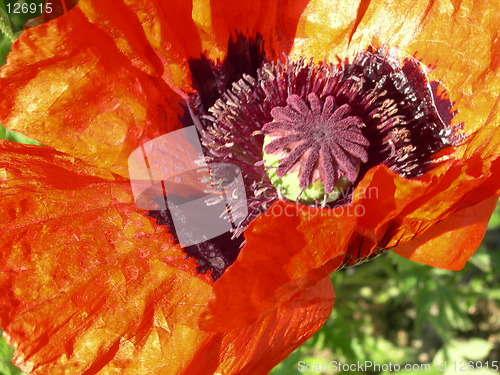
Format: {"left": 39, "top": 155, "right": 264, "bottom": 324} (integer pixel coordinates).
{"left": 0, "top": 124, "right": 43, "bottom": 145}
{"left": 433, "top": 338, "right": 493, "bottom": 367}
{"left": 0, "top": 330, "right": 24, "bottom": 375}
{"left": 0, "top": 2, "right": 15, "bottom": 41}
{"left": 487, "top": 203, "right": 500, "bottom": 229}
{"left": 414, "top": 279, "right": 435, "bottom": 334}
{"left": 0, "top": 33, "right": 11, "bottom": 65}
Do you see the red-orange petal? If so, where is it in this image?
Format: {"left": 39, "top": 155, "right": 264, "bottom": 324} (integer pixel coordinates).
{"left": 347, "top": 156, "right": 500, "bottom": 269}
{"left": 0, "top": 140, "right": 208, "bottom": 372}
{"left": 200, "top": 201, "right": 352, "bottom": 331}
{"left": 0, "top": 140, "right": 334, "bottom": 373}
{"left": 0, "top": 1, "right": 186, "bottom": 178}
{"left": 289, "top": 0, "right": 365, "bottom": 59}
{"left": 191, "top": 277, "right": 334, "bottom": 375}
{"left": 392, "top": 195, "right": 498, "bottom": 270}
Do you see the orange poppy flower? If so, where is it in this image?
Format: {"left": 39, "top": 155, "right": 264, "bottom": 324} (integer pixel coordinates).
{"left": 0, "top": 0, "right": 498, "bottom": 374}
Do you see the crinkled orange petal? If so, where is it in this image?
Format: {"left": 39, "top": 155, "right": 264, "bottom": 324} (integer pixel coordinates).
{"left": 201, "top": 201, "right": 352, "bottom": 331}
{"left": 191, "top": 277, "right": 334, "bottom": 375}
{"left": 319, "top": 155, "right": 500, "bottom": 269}
{"left": 0, "top": 141, "right": 209, "bottom": 373}
{"left": 289, "top": 0, "right": 366, "bottom": 59}
{"left": 0, "top": 140, "right": 333, "bottom": 373}
{"left": 196, "top": 0, "right": 312, "bottom": 60}
{"left": 74, "top": 0, "right": 201, "bottom": 91}
{"left": 219, "top": 277, "right": 334, "bottom": 375}
{"left": 364, "top": 0, "right": 499, "bottom": 158}
{"left": 465, "top": 95, "right": 500, "bottom": 160}
{"left": 392, "top": 196, "right": 498, "bottom": 270}
{"left": 192, "top": 0, "right": 268, "bottom": 61}
{"left": 190, "top": 0, "right": 307, "bottom": 62}
{"left": 0, "top": 1, "right": 186, "bottom": 178}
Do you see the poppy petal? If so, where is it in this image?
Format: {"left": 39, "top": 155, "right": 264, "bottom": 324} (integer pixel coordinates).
{"left": 194, "top": 0, "right": 311, "bottom": 60}
{"left": 352, "top": 156, "right": 500, "bottom": 255}
{"left": 0, "top": 2, "right": 186, "bottom": 177}
{"left": 0, "top": 140, "right": 212, "bottom": 373}
{"left": 220, "top": 276, "right": 334, "bottom": 374}
{"left": 192, "top": 0, "right": 268, "bottom": 60}
{"left": 189, "top": 277, "right": 334, "bottom": 375}
{"left": 399, "top": 0, "right": 498, "bottom": 140}
{"left": 392, "top": 195, "right": 498, "bottom": 270}
{"left": 0, "top": 140, "right": 334, "bottom": 373}
{"left": 201, "top": 201, "right": 353, "bottom": 331}
{"left": 289, "top": 0, "right": 363, "bottom": 58}
{"left": 464, "top": 95, "right": 500, "bottom": 160}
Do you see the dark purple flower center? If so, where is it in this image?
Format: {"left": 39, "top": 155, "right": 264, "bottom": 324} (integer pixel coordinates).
{"left": 147, "top": 35, "right": 463, "bottom": 280}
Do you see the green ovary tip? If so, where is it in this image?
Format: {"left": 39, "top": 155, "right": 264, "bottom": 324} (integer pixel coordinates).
{"left": 262, "top": 136, "right": 351, "bottom": 204}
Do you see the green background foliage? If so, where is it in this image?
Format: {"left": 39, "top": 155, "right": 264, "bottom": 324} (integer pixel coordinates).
{"left": 0, "top": 7, "right": 498, "bottom": 375}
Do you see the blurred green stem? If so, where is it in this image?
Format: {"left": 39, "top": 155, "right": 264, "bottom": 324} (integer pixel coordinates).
{"left": 0, "top": 6, "right": 15, "bottom": 40}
